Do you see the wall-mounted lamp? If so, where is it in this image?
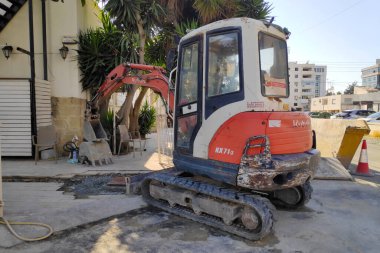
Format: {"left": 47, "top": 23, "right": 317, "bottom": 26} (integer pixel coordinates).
{"left": 59, "top": 45, "right": 69, "bottom": 60}
{"left": 2, "top": 44, "right": 13, "bottom": 60}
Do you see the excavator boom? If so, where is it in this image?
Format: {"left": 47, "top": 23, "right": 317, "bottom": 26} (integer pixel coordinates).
{"left": 92, "top": 63, "right": 175, "bottom": 115}
{"left": 80, "top": 63, "right": 175, "bottom": 166}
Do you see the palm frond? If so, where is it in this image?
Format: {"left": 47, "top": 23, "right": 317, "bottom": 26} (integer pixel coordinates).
{"left": 235, "top": 0, "right": 273, "bottom": 20}
{"left": 174, "top": 19, "right": 199, "bottom": 37}
{"left": 193, "top": 0, "right": 226, "bottom": 24}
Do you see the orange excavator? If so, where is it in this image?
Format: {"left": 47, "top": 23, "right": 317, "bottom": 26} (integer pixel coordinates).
{"left": 87, "top": 18, "right": 320, "bottom": 240}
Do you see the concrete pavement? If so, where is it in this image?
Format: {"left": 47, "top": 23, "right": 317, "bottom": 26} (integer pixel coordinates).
{"left": 0, "top": 134, "right": 165, "bottom": 248}
{"left": 1, "top": 151, "right": 169, "bottom": 179}
{"left": 0, "top": 182, "right": 145, "bottom": 248}
{"left": 3, "top": 179, "right": 380, "bottom": 253}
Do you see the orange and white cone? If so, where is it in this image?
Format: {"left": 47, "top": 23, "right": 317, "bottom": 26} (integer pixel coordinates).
{"left": 351, "top": 140, "right": 374, "bottom": 177}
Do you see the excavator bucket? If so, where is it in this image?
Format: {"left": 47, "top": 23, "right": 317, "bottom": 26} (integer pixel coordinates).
{"left": 89, "top": 119, "right": 108, "bottom": 139}
{"left": 79, "top": 119, "right": 112, "bottom": 166}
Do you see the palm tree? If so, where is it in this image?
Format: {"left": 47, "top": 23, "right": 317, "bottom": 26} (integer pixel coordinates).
{"left": 77, "top": 11, "right": 137, "bottom": 118}
{"left": 149, "top": 0, "right": 272, "bottom": 68}
{"left": 193, "top": 0, "right": 272, "bottom": 25}
{"left": 103, "top": 0, "right": 166, "bottom": 133}
{"left": 78, "top": 12, "right": 137, "bottom": 90}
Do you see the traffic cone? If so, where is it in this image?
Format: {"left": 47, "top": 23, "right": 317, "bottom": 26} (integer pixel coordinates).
{"left": 351, "top": 140, "right": 374, "bottom": 177}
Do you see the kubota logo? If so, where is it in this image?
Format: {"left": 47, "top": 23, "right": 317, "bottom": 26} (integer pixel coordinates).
{"left": 292, "top": 120, "right": 310, "bottom": 128}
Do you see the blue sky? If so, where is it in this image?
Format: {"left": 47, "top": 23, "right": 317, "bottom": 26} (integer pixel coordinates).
{"left": 269, "top": 0, "right": 380, "bottom": 92}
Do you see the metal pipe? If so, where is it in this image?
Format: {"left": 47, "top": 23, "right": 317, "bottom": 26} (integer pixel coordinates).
{"left": 28, "top": 0, "right": 37, "bottom": 143}
{"left": 41, "top": 0, "right": 48, "bottom": 80}
{"left": 16, "top": 47, "right": 30, "bottom": 55}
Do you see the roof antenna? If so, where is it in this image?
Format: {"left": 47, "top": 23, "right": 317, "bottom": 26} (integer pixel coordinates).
{"left": 265, "top": 17, "right": 275, "bottom": 28}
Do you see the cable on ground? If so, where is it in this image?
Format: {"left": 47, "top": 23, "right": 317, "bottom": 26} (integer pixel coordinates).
{"left": 0, "top": 217, "right": 53, "bottom": 242}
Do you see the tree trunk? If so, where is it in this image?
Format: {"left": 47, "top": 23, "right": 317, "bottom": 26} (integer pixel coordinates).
{"left": 117, "top": 10, "right": 147, "bottom": 129}
{"left": 125, "top": 10, "right": 147, "bottom": 134}
{"left": 129, "top": 87, "right": 149, "bottom": 136}
{"left": 135, "top": 10, "right": 146, "bottom": 65}
{"left": 166, "top": 0, "right": 179, "bottom": 26}
{"left": 98, "top": 96, "right": 111, "bottom": 118}
{"left": 118, "top": 86, "right": 138, "bottom": 126}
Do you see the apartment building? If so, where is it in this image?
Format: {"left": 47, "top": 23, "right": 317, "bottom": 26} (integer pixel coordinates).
{"left": 311, "top": 91, "right": 380, "bottom": 113}
{"left": 361, "top": 59, "right": 380, "bottom": 89}
{"left": 287, "top": 62, "right": 327, "bottom": 110}
{"left": 311, "top": 94, "right": 355, "bottom": 113}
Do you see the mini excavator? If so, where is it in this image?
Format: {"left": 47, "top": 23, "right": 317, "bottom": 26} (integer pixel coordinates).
{"left": 88, "top": 18, "right": 320, "bottom": 240}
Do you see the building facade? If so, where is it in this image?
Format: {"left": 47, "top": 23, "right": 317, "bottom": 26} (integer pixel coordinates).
{"left": 311, "top": 94, "right": 355, "bottom": 113}
{"left": 287, "top": 62, "right": 327, "bottom": 111}
{"left": 311, "top": 91, "right": 380, "bottom": 113}
{"left": 361, "top": 59, "right": 380, "bottom": 89}
{"left": 0, "top": 1, "right": 101, "bottom": 156}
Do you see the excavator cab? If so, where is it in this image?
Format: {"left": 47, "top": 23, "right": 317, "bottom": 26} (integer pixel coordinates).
{"left": 171, "top": 18, "right": 318, "bottom": 188}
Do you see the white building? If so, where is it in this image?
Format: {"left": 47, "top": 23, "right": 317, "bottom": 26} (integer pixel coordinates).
{"left": 0, "top": 1, "right": 101, "bottom": 156}
{"left": 311, "top": 91, "right": 380, "bottom": 113}
{"left": 287, "top": 62, "right": 327, "bottom": 111}
{"left": 361, "top": 59, "right": 380, "bottom": 89}
{"left": 311, "top": 94, "right": 355, "bottom": 113}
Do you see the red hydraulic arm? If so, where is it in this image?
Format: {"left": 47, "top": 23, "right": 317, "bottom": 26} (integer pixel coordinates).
{"left": 92, "top": 63, "right": 175, "bottom": 113}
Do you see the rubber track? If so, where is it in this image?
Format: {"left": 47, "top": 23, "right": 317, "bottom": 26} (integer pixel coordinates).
{"left": 141, "top": 170, "right": 274, "bottom": 240}
{"left": 301, "top": 180, "right": 313, "bottom": 205}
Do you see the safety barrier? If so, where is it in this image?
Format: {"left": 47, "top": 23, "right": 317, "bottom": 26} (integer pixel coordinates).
{"left": 367, "top": 122, "right": 380, "bottom": 138}
{"left": 311, "top": 118, "right": 370, "bottom": 169}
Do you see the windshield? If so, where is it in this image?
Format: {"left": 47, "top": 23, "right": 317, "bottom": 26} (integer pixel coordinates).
{"left": 367, "top": 112, "right": 380, "bottom": 118}
{"left": 259, "top": 33, "right": 289, "bottom": 97}
{"left": 336, "top": 112, "right": 349, "bottom": 117}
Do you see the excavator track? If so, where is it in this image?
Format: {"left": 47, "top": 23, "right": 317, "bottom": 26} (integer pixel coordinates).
{"left": 141, "top": 169, "right": 274, "bottom": 240}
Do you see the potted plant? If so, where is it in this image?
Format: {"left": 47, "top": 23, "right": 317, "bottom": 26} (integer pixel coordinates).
{"left": 138, "top": 101, "right": 156, "bottom": 139}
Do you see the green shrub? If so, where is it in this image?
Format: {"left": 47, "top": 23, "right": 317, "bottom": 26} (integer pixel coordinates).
{"left": 138, "top": 101, "right": 156, "bottom": 137}
{"left": 318, "top": 112, "right": 332, "bottom": 119}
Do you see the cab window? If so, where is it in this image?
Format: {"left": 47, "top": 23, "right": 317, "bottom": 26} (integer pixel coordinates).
{"left": 259, "top": 33, "right": 289, "bottom": 97}
{"left": 207, "top": 32, "right": 240, "bottom": 97}
{"left": 178, "top": 42, "right": 199, "bottom": 105}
